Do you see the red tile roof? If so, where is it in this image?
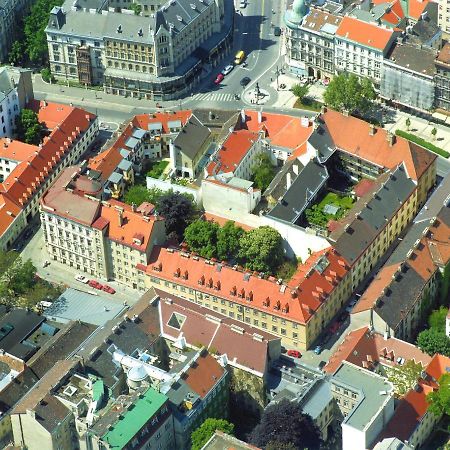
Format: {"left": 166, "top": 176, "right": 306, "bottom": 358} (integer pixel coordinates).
{"left": 353, "top": 178, "right": 376, "bottom": 198}
{"left": 89, "top": 111, "right": 192, "bottom": 182}
{"left": 157, "top": 288, "right": 278, "bottom": 375}
{"left": 324, "top": 327, "right": 432, "bottom": 374}
{"left": 321, "top": 109, "right": 436, "bottom": 181}
{"left": 28, "top": 100, "right": 75, "bottom": 130}
{"left": 206, "top": 129, "right": 259, "bottom": 176}
{"left": 407, "top": 0, "right": 430, "bottom": 20}
{"left": 141, "top": 246, "right": 349, "bottom": 325}
{"left": 240, "top": 110, "right": 313, "bottom": 152}
{"left": 336, "top": 17, "right": 396, "bottom": 51}
{"left": 0, "top": 139, "right": 36, "bottom": 162}
{"left": 183, "top": 351, "right": 225, "bottom": 398}
{"left": 0, "top": 193, "right": 22, "bottom": 236}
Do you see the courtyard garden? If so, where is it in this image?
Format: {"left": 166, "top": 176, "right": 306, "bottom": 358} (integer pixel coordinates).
{"left": 304, "top": 192, "right": 355, "bottom": 229}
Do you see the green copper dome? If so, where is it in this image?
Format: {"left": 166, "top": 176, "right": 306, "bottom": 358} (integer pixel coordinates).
{"left": 285, "top": 0, "right": 309, "bottom": 28}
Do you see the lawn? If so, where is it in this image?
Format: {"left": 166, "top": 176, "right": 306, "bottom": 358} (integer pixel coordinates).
{"left": 147, "top": 160, "right": 169, "bottom": 179}
{"left": 293, "top": 96, "right": 323, "bottom": 112}
{"left": 305, "top": 192, "right": 355, "bottom": 228}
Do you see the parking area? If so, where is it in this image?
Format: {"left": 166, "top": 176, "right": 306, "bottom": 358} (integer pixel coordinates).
{"left": 21, "top": 227, "right": 139, "bottom": 307}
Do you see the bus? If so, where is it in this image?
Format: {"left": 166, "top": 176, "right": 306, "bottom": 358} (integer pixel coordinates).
{"left": 234, "top": 50, "right": 245, "bottom": 65}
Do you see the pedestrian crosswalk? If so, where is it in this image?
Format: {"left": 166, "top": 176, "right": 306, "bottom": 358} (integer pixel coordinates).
{"left": 192, "top": 92, "right": 236, "bottom": 102}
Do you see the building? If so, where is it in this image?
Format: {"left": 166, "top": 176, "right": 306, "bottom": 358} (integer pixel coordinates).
{"left": 435, "top": 42, "right": 450, "bottom": 111}
{"left": 377, "top": 354, "right": 450, "bottom": 448}
{"left": 438, "top": 0, "right": 450, "bottom": 35}
{"left": 332, "top": 362, "right": 395, "bottom": 450}
{"left": 138, "top": 245, "right": 352, "bottom": 350}
{"left": 156, "top": 287, "right": 281, "bottom": 413}
{"left": 335, "top": 17, "right": 398, "bottom": 85}
{"left": 0, "top": 100, "right": 98, "bottom": 251}
{"left": 351, "top": 201, "right": 450, "bottom": 341}
{"left": 202, "top": 431, "right": 261, "bottom": 450}
{"left": 0, "top": 67, "right": 33, "bottom": 138}
{"left": 381, "top": 42, "right": 436, "bottom": 112}
{"left": 40, "top": 166, "right": 166, "bottom": 288}
{"left": 285, "top": 5, "right": 342, "bottom": 79}
{"left": 46, "top": 0, "right": 234, "bottom": 100}
{"left": 324, "top": 326, "right": 432, "bottom": 375}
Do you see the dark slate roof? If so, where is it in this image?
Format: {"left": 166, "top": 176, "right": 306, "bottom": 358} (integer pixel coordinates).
{"left": 374, "top": 264, "right": 425, "bottom": 330}
{"left": 76, "top": 296, "right": 160, "bottom": 389}
{"left": 264, "top": 159, "right": 304, "bottom": 200}
{"left": 27, "top": 321, "right": 97, "bottom": 379}
{"left": 308, "top": 122, "right": 336, "bottom": 162}
{"left": 173, "top": 114, "right": 211, "bottom": 159}
{"left": 34, "top": 394, "right": 71, "bottom": 433}
{"left": 0, "top": 367, "right": 39, "bottom": 414}
{"left": 267, "top": 159, "right": 329, "bottom": 224}
{"left": 330, "top": 164, "right": 416, "bottom": 264}
{"left": 0, "top": 309, "right": 45, "bottom": 361}
{"left": 407, "top": 3, "right": 440, "bottom": 46}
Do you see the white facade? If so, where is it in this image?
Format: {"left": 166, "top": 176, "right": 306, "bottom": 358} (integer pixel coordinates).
{"left": 446, "top": 312, "right": 450, "bottom": 337}
{"left": 0, "top": 83, "right": 20, "bottom": 138}
{"left": 439, "top": 0, "right": 450, "bottom": 35}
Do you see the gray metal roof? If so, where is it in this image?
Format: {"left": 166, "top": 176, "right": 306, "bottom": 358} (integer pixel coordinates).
{"left": 108, "top": 171, "right": 123, "bottom": 184}
{"left": 148, "top": 122, "right": 163, "bottom": 131}
{"left": 301, "top": 378, "right": 332, "bottom": 420}
{"left": 131, "top": 128, "right": 146, "bottom": 139}
{"left": 119, "top": 148, "right": 130, "bottom": 158}
{"left": 332, "top": 362, "right": 393, "bottom": 431}
{"left": 167, "top": 119, "right": 182, "bottom": 128}
{"left": 173, "top": 114, "right": 211, "bottom": 159}
{"left": 267, "top": 159, "right": 329, "bottom": 224}
{"left": 308, "top": 122, "right": 336, "bottom": 163}
{"left": 118, "top": 159, "right": 132, "bottom": 171}
{"left": 44, "top": 288, "right": 125, "bottom": 326}
{"left": 124, "top": 136, "right": 140, "bottom": 150}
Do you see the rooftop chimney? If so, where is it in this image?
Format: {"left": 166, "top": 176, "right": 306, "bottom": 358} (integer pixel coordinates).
{"left": 257, "top": 110, "right": 262, "bottom": 124}
{"left": 386, "top": 131, "right": 395, "bottom": 146}
{"left": 118, "top": 209, "right": 124, "bottom": 227}
{"left": 286, "top": 172, "right": 292, "bottom": 190}
{"left": 369, "top": 124, "right": 376, "bottom": 136}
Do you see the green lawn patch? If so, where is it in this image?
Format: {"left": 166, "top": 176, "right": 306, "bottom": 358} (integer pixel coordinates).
{"left": 147, "top": 160, "right": 169, "bottom": 179}
{"left": 275, "top": 259, "right": 298, "bottom": 282}
{"left": 395, "top": 130, "right": 450, "bottom": 158}
{"left": 293, "top": 96, "right": 323, "bottom": 112}
{"left": 305, "top": 192, "right": 355, "bottom": 228}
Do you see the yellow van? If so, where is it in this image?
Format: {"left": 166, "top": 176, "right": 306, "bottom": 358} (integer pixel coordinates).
{"left": 234, "top": 50, "right": 245, "bottom": 65}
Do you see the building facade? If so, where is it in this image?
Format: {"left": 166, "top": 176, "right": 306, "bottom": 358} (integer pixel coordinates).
{"left": 438, "top": 0, "right": 450, "bottom": 35}
{"left": 435, "top": 42, "right": 450, "bottom": 111}
{"left": 46, "top": 0, "right": 234, "bottom": 100}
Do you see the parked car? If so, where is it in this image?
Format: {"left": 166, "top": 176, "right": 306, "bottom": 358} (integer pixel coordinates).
{"left": 102, "top": 285, "right": 116, "bottom": 294}
{"left": 221, "top": 64, "right": 234, "bottom": 76}
{"left": 345, "top": 298, "right": 358, "bottom": 312}
{"left": 42, "top": 260, "right": 50, "bottom": 268}
{"left": 287, "top": 350, "right": 302, "bottom": 358}
{"left": 273, "top": 26, "right": 282, "bottom": 36}
{"left": 24, "top": 229, "right": 33, "bottom": 239}
{"left": 75, "top": 274, "right": 89, "bottom": 284}
{"left": 240, "top": 76, "right": 251, "bottom": 87}
{"left": 88, "top": 280, "right": 103, "bottom": 290}
{"left": 314, "top": 345, "right": 323, "bottom": 355}
{"left": 337, "top": 311, "right": 348, "bottom": 323}
{"left": 214, "top": 73, "right": 224, "bottom": 85}
{"left": 329, "top": 321, "right": 340, "bottom": 334}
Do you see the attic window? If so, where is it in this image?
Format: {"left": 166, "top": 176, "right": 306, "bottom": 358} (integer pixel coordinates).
{"left": 167, "top": 312, "right": 186, "bottom": 330}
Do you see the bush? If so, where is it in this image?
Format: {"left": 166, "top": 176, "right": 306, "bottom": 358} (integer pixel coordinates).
{"left": 146, "top": 160, "right": 169, "bottom": 179}
{"left": 395, "top": 130, "right": 450, "bottom": 158}
{"left": 41, "top": 68, "right": 54, "bottom": 83}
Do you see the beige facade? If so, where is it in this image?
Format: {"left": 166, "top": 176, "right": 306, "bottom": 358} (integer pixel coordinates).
{"left": 439, "top": 0, "right": 450, "bottom": 35}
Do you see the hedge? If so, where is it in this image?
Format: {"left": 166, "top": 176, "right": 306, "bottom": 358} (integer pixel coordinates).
{"left": 395, "top": 129, "right": 450, "bottom": 158}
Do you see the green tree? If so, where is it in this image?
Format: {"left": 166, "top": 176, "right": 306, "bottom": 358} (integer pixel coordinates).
{"left": 184, "top": 220, "right": 219, "bottom": 259}
{"left": 238, "top": 226, "right": 284, "bottom": 273}
{"left": 130, "top": 3, "right": 142, "bottom": 14}
{"left": 427, "top": 373, "right": 450, "bottom": 416}
{"left": 291, "top": 83, "right": 309, "bottom": 101}
{"left": 15, "top": 109, "right": 44, "bottom": 145}
{"left": 191, "top": 418, "right": 234, "bottom": 450}
{"left": 216, "top": 221, "right": 245, "bottom": 261}
{"left": 252, "top": 153, "right": 275, "bottom": 192}
{"left": 417, "top": 328, "right": 450, "bottom": 357}
{"left": 324, "top": 73, "right": 376, "bottom": 114}
{"left": 431, "top": 127, "right": 438, "bottom": 141}
{"left": 124, "top": 185, "right": 152, "bottom": 206}
{"left": 19, "top": 280, "right": 62, "bottom": 309}
{"left": 386, "top": 359, "right": 424, "bottom": 396}
{"left": 429, "top": 306, "right": 449, "bottom": 330}
{"left": 9, "top": 41, "right": 24, "bottom": 66}
{"left": 405, "top": 117, "right": 411, "bottom": 131}
{"left": 41, "top": 67, "right": 54, "bottom": 83}
{"left": 266, "top": 442, "right": 297, "bottom": 450}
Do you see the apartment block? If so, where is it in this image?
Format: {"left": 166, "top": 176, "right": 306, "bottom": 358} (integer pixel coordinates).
{"left": 435, "top": 42, "right": 450, "bottom": 111}
{"left": 46, "top": 0, "right": 233, "bottom": 100}
{"left": 40, "top": 166, "right": 166, "bottom": 288}
{"left": 0, "top": 101, "right": 98, "bottom": 251}
{"left": 438, "top": 0, "right": 450, "bottom": 35}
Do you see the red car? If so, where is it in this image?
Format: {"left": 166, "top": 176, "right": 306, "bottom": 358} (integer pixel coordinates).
{"left": 102, "top": 285, "right": 116, "bottom": 294}
{"left": 287, "top": 350, "right": 302, "bottom": 358}
{"left": 88, "top": 280, "right": 103, "bottom": 290}
{"left": 214, "top": 73, "right": 224, "bottom": 85}
{"left": 329, "top": 321, "right": 340, "bottom": 334}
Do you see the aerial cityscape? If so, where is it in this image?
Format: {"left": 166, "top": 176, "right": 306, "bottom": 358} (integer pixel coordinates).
{"left": 0, "top": 0, "right": 448, "bottom": 448}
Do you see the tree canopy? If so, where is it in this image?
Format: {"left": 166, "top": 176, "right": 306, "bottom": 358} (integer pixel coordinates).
{"left": 184, "top": 220, "right": 219, "bottom": 259}
{"left": 427, "top": 373, "right": 450, "bottom": 416}
{"left": 323, "top": 73, "right": 376, "bottom": 114}
{"left": 417, "top": 328, "right": 450, "bottom": 357}
{"left": 156, "top": 192, "right": 197, "bottom": 240}
{"left": 428, "top": 306, "right": 448, "bottom": 330}
{"left": 291, "top": 83, "right": 309, "bottom": 101}
{"left": 191, "top": 418, "right": 234, "bottom": 450}
{"left": 386, "top": 359, "right": 424, "bottom": 397}
{"left": 249, "top": 399, "right": 321, "bottom": 450}
{"left": 15, "top": 109, "right": 45, "bottom": 145}
{"left": 216, "top": 221, "right": 245, "bottom": 261}
{"left": 252, "top": 153, "right": 275, "bottom": 192}
{"left": 238, "top": 226, "right": 284, "bottom": 273}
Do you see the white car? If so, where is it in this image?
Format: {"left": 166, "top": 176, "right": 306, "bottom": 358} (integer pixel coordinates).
{"left": 75, "top": 274, "right": 89, "bottom": 283}
{"left": 221, "top": 64, "right": 234, "bottom": 76}
{"left": 239, "top": 0, "right": 246, "bottom": 8}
